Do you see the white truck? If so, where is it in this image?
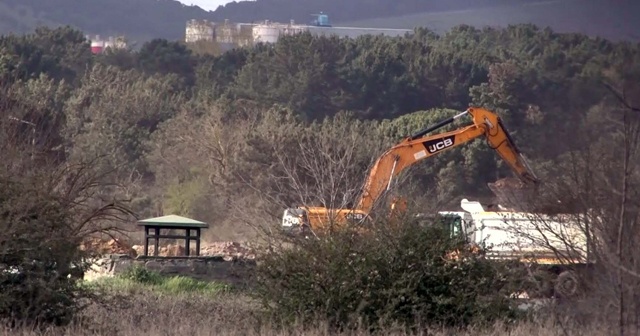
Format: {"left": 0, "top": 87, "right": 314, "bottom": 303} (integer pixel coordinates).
{"left": 432, "top": 198, "right": 591, "bottom": 299}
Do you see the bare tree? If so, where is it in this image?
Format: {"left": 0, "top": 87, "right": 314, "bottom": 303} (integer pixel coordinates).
{"left": 229, "top": 111, "right": 388, "bottom": 241}
{"left": 0, "top": 108, "right": 135, "bottom": 326}
{"left": 485, "top": 75, "right": 640, "bottom": 333}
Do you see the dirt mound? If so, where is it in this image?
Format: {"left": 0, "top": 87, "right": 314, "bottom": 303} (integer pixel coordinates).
{"left": 130, "top": 241, "right": 256, "bottom": 259}
{"left": 80, "top": 237, "right": 137, "bottom": 258}
{"left": 130, "top": 244, "right": 189, "bottom": 257}
{"left": 201, "top": 241, "right": 255, "bottom": 259}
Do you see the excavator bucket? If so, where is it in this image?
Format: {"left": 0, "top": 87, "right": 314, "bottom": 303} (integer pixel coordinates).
{"left": 487, "top": 177, "right": 537, "bottom": 211}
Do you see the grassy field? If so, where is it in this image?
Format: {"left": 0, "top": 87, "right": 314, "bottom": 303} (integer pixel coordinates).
{"left": 0, "top": 267, "right": 617, "bottom": 336}
{"left": 85, "top": 266, "right": 232, "bottom": 297}
{"left": 338, "top": 0, "right": 640, "bottom": 42}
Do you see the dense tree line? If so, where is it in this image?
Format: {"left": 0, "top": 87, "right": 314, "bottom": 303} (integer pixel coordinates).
{"left": 1, "top": 23, "right": 640, "bottom": 329}
{"left": 2, "top": 24, "right": 639, "bottom": 236}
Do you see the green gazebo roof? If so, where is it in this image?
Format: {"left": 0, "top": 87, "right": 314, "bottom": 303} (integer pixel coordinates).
{"left": 137, "top": 214, "right": 209, "bottom": 228}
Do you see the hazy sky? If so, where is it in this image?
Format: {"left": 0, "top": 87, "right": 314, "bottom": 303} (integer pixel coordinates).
{"left": 179, "top": 0, "right": 234, "bottom": 11}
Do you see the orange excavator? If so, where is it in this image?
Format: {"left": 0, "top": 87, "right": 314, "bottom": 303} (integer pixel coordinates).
{"left": 281, "top": 107, "right": 540, "bottom": 235}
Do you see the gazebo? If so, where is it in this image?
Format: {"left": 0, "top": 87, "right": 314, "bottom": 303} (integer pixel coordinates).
{"left": 137, "top": 215, "right": 209, "bottom": 257}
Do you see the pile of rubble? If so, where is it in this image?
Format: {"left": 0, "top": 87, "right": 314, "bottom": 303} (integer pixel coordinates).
{"left": 200, "top": 241, "right": 256, "bottom": 259}
{"left": 80, "top": 237, "right": 137, "bottom": 258}
{"left": 128, "top": 241, "right": 256, "bottom": 259}
{"left": 81, "top": 236, "right": 256, "bottom": 260}
{"left": 130, "top": 244, "right": 191, "bottom": 257}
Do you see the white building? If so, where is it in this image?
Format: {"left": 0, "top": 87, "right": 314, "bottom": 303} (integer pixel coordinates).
{"left": 252, "top": 20, "right": 309, "bottom": 43}
{"left": 184, "top": 17, "right": 414, "bottom": 47}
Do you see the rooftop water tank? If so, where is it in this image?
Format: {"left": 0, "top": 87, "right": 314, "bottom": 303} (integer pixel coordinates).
{"left": 253, "top": 24, "right": 280, "bottom": 44}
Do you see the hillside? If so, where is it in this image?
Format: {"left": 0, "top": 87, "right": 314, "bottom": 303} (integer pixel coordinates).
{"left": 208, "top": 0, "right": 541, "bottom": 25}
{"left": 3, "top": 0, "right": 636, "bottom": 44}
{"left": 339, "top": 0, "right": 640, "bottom": 42}
{"left": 0, "top": 0, "right": 214, "bottom": 44}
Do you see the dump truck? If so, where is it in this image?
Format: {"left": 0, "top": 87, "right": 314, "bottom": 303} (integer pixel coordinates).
{"left": 433, "top": 198, "right": 590, "bottom": 299}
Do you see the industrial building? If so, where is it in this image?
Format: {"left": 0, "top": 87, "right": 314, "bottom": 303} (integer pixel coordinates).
{"left": 185, "top": 20, "right": 215, "bottom": 42}
{"left": 87, "top": 35, "right": 128, "bottom": 54}
{"left": 185, "top": 14, "right": 413, "bottom": 50}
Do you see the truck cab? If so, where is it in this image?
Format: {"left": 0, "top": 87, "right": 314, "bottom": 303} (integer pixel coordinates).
{"left": 416, "top": 211, "right": 475, "bottom": 241}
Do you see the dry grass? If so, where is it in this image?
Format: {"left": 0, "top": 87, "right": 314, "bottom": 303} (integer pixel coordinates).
{"left": 0, "top": 288, "right": 614, "bottom": 336}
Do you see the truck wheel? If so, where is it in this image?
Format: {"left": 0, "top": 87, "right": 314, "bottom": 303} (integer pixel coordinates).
{"left": 527, "top": 270, "right": 554, "bottom": 298}
{"left": 554, "top": 270, "right": 579, "bottom": 298}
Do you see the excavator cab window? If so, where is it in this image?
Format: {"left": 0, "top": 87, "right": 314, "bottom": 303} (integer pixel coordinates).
{"left": 435, "top": 214, "right": 465, "bottom": 238}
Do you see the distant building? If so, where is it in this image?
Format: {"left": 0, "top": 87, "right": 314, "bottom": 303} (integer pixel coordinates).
{"left": 252, "top": 20, "right": 309, "bottom": 44}
{"left": 184, "top": 14, "right": 413, "bottom": 49}
{"left": 87, "top": 35, "right": 128, "bottom": 54}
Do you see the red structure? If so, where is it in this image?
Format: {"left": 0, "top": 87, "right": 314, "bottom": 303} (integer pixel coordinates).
{"left": 86, "top": 34, "right": 127, "bottom": 54}
{"left": 90, "top": 40, "right": 104, "bottom": 54}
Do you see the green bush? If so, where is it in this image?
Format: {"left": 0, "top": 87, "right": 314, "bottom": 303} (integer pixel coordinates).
{"left": 253, "top": 215, "right": 524, "bottom": 331}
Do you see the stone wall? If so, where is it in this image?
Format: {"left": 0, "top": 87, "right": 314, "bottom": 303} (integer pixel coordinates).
{"left": 85, "top": 254, "right": 256, "bottom": 287}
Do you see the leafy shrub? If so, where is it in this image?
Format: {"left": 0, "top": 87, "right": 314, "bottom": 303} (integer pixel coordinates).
{"left": 0, "top": 148, "right": 133, "bottom": 328}
{"left": 253, "top": 214, "right": 524, "bottom": 331}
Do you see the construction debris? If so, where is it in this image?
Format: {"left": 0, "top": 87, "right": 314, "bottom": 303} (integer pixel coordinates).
{"left": 80, "top": 237, "right": 137, "bottom": 258}
{"left": 80, "top": 236, "right": 256, "bottom": 260}
{"left": 127, "top": 241, "right": 256, "bottom": 259}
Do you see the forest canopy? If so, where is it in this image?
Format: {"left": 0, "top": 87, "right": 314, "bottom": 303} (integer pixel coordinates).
{"left": 0, "top": 23, "right": 639, "bottom": 240}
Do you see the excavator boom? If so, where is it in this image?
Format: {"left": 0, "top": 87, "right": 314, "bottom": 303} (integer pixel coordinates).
{"left": 357, "top": 107, "right": 538, "bottom": 212}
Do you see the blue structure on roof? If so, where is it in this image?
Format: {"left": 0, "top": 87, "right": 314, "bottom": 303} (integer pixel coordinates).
{"left": 311, "top": 12, "right": 332, "bottom": 27}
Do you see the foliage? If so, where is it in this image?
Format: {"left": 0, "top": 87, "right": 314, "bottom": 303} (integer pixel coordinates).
{"left": 0, "top": 156, "right": 133, "bottom": 327}
{"left": 253, "top": 215, "right": 523, "bottom": 331}
{"left": 0, "top": 180, "right": 85, "bottom": 327}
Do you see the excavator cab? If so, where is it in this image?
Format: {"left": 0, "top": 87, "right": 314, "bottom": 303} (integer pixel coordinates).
{"left": 282, "top": 206, "right": 370, "bottom": 235}
{"left": 416, "top": 212, "right": 469, "bottom": 239}
{"left": 282, "top": 207, "right": 308, "bottom": 234}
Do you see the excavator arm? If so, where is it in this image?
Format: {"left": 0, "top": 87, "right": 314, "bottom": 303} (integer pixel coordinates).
{"left": 281, "top": 106, "right": 539, "bottom": 235}
{"left": 356, "top": 107, "right": 539, "bottom": 212}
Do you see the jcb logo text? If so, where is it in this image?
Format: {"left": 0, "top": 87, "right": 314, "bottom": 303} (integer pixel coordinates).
{"left": 425, "top": 137, "right": 454, "bottom": 154}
